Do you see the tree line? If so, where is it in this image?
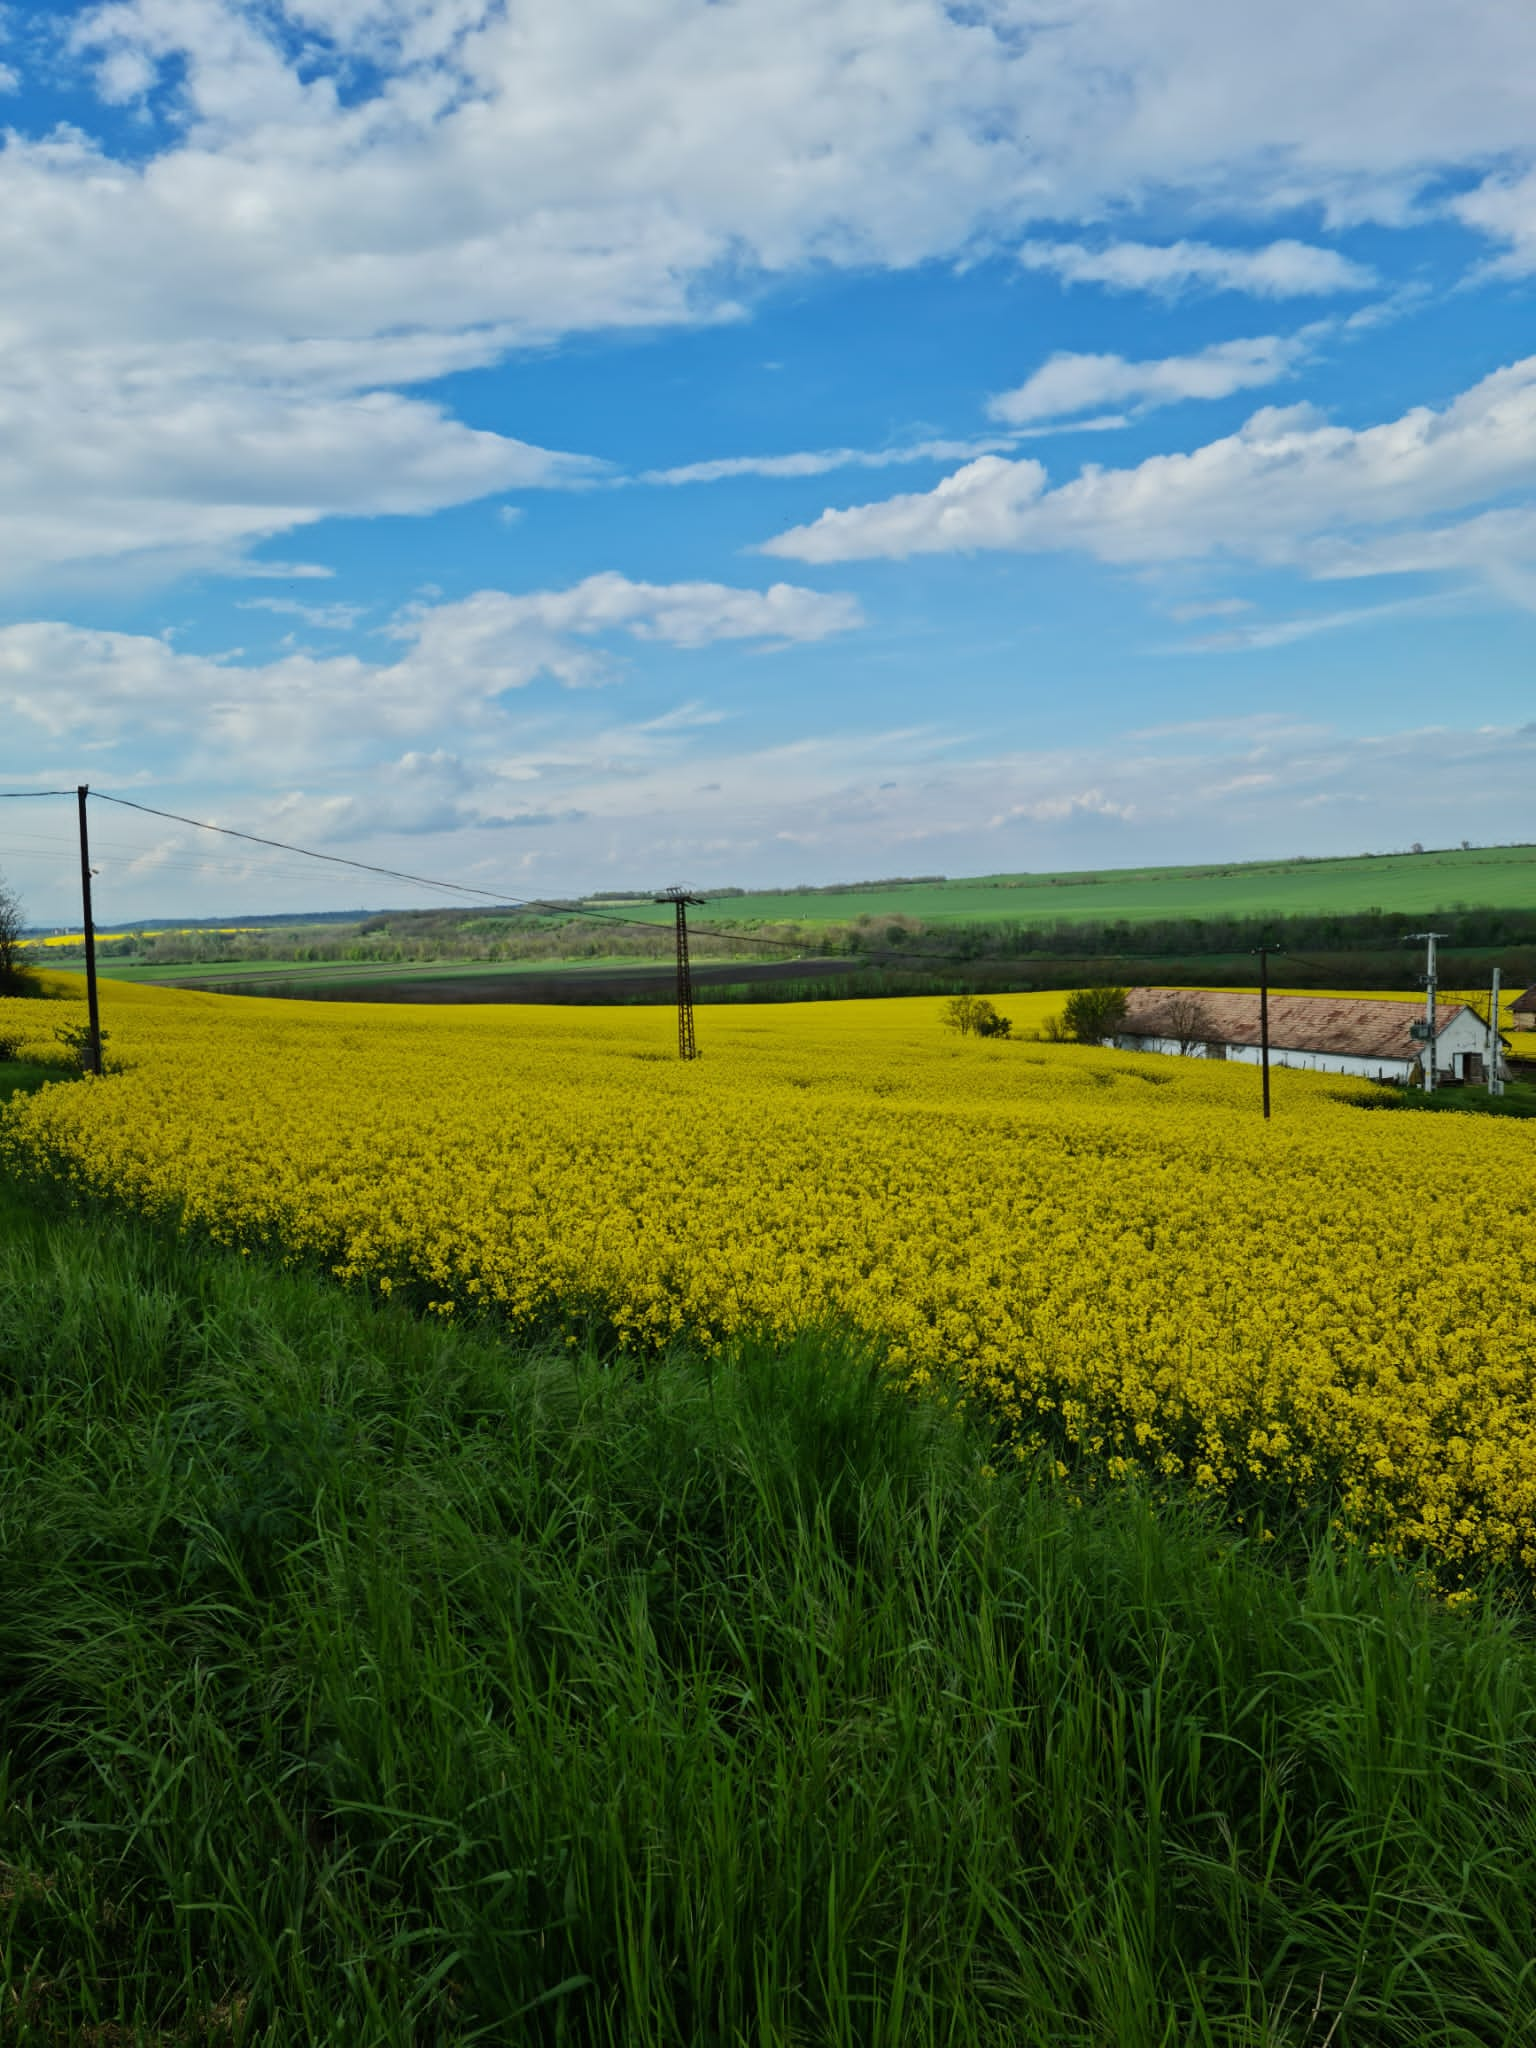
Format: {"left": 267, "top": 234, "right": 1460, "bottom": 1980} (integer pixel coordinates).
{"left": 871, "top": 904, "right": 1536, "bottom": 962}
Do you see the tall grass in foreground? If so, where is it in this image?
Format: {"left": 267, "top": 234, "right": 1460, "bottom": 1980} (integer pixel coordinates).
{"left": 2, "top": 1174, "right": 1536, "bottom": 2045}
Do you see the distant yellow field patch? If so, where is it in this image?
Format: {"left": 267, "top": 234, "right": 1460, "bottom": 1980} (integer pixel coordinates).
{"left": 21, "top": 926, "right": 262, "bottom": 948}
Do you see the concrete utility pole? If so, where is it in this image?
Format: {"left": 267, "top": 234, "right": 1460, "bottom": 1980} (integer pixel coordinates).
{"left": 654, "top": 886, "right": 705, "bottom": 1060}
{"left": 1406, "top": 931, "right": 1447, "bottom": 1093}
{"left": 1488, "top": 966, "right": 1504, "bottom": 1097}
{"left": 75, "top": 785, "right": 103, "bottom": 1077}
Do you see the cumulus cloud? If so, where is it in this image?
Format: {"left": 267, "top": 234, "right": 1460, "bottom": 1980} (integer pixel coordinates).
{"left": 0, "top": 335, "right": 602, "bottom": 585}
{"left": 987, "top": 337, "right": 1304, "bottom": 426}
{"left": 764, "top": 357, "right": 1536, "bottom": 583}
{"left": 0, "top": 0, "right": 1534, "bottom": 577}
{"left": 0, "top": 573, "right": 862, "bottom": 765}
{"left": 8, "top": 654, "right": 1534, "bottom": 925}
{"left": 1453, "top": 168, "right": 1536, "bottom": 276}
{"left": 1017, "top": 238, "right": 1376, "bottom": 298}
{"left": 38, "top": 0, "right": 1536, "bottom": 336}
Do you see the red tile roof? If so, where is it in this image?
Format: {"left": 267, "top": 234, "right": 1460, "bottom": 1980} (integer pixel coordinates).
{"left": 1121, "top": 988, "right": 1471, "bottom": 1061}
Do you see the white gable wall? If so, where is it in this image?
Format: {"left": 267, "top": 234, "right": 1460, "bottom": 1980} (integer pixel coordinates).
{"left": 1432, "top": 1005, "right": 1504, "bottom": 1080}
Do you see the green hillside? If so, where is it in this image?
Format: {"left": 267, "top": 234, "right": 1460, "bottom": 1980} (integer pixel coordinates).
{"left": 669, "top": 845, "right": 1536, "bottom": 932}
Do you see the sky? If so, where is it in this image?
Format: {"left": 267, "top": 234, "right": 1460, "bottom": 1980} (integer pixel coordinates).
{"left": 3, "top": 0, "right": 1536, "bottom": 925}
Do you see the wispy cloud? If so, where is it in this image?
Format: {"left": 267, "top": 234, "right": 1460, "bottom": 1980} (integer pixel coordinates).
{"left": 988, "top": 337, "right": 1305, "bottom": 427}
{"left": 1164, "top": 598, "right": 1253, "bottom": 621}
{"left": 1160, "top": 591, "right": 1455, "bottom": 652}
{"left": 641, "top": 437, "right": 1017, "bottom": 486}
{"left": 1018, "top": 238, "right": 1376, "bottom": 299}
{"left": 238, "top": 596, "right": 367, "bottom": 631}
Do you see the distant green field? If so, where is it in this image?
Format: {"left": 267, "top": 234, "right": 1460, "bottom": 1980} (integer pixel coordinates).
{"left": 41, "top": 844, "right": 1536, "bottom": 991}
{"left": 658, "top": 845, "right": 1536, "bottom": 931}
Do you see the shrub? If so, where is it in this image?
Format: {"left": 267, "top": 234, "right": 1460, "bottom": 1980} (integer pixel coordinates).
{"left": 942, "top": 994, "right": 1011, "bottom": 1039}
{"left": 54, "top": 1020, "right": 111, "bottom": 1074}
{"left": 1060, "top": 985, "right": 1129, "bottom": 1044}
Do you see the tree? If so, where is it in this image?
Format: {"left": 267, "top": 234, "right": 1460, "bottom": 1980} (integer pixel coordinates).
{"left": 942, "top": 994, "right": 1012, "bottom": 1039}
{"left": 1059, "top": 985, "right": 1128, "bottom": 1044}
{"left": 0, "top": 871, "right": 34, "bottom": 993}
{"left": 1163, "top": 990, "right": 1212, "bottom": 1056}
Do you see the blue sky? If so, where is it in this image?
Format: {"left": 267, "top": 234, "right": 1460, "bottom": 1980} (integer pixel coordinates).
{"left": 3, "top": 0, "right": 1536, "bottom": 923}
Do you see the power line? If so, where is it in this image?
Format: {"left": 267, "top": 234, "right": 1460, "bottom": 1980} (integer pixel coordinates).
{"left": 89, "top": 790, "right": 837, "bottom": 954}
{"left": 94, "top": 792, "right": 536, "bottom": 906}
{"left": 0, "top": 790, "right": 75, "bottom": 799}
{"left": 0, "top": 827, "right": 402, "bottom": 892}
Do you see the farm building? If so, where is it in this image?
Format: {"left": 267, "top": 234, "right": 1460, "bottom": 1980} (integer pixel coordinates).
{"left": 1112, "top": 988, "right": 1505, "bottom": 1086}
{"left": 1511, "top": 985, "right": 1536, "bottom": 1029}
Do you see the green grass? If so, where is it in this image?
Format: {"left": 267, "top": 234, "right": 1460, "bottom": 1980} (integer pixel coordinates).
{"left": 0, "top": 1062, "right": 66, "bottom": 1106}
{"left": 587, "top": 844, "right": 1536, "bottom": 932}
{"left": 3, "top": 1166, "right": 1536, "bottom": 2044}
{"left": 1352, "top": 1079, "right": 1536, "bottom": 1119}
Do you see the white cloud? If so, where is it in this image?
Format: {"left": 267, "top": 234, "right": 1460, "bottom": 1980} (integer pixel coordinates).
{"left": 764, "top": 357, "right": 1536, "bottom": 584}
{"left": 1163, "top": 591, "right": 1453, "bottom": 652}
{"left": 8, "top": 664, "right": 1534, "bottom": 924}
{"left": 1453, "top": 168, "right": 1536, "bottom": 276}
{"left": 1302, "top": 507, "right": 1536, "bottom": 581}
{"left": 641, "top": 437, "right": 1016, "bottom": 485}
{"left": 0, "top": 335, "right": 602, "bottom": 585}
{"left": 238, "top": 596, "right": 368, "bottom": 629}
{"left": 987, "top": 337, "right": 1304, "bottom": 426}
{"left": 1164, "top": 597, "right": 1252, "bottom": 620}
{"left": 0, "top": 574, "right": 863, "bottom": 764}
{"left": 41, "top": 0, "right": 1536, "bottom": 324}
{"left": 1017, "top": 238, "right": 1376, "bottom": 298}
{"left": 0, "top": 62, "right": 18, "bottom": 95}
{"left": 0, "top": 1, "right": 1529, "bottom": 583}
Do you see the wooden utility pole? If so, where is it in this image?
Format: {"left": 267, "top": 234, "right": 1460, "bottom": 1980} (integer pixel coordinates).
{"left": 654, "top": 886, "right": 705, "bottom": 1059}
{"left": 75, "top": 785, "right": 103, "bottom": 1077}
{"left": 1254, "top": 944, "right": 1271, "bottom": 1119}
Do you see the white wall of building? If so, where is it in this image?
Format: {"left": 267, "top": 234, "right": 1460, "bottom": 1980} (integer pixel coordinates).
{"left": 1112, "top": 1005, "right": 1503, "bottom": 1085}
{"left": 1112, "top": 1033, "right": 1416, "bottom": 1082}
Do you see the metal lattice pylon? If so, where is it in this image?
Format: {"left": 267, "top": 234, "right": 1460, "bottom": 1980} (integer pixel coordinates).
{"left": 654, "top": 886, "right": 705, "bottom": 1059}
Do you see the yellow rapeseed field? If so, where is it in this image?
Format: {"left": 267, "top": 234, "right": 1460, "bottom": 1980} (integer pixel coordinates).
{"left": 4, "top": 977, "right": 1535, "bottom": 1575}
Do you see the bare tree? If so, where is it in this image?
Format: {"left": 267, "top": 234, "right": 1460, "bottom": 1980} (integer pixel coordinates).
{"left": 0, "top": 871, "right": 29, "bottom": 991}
{"left": 1163, "top": 990, "right": 1212, "bottom": 1056}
